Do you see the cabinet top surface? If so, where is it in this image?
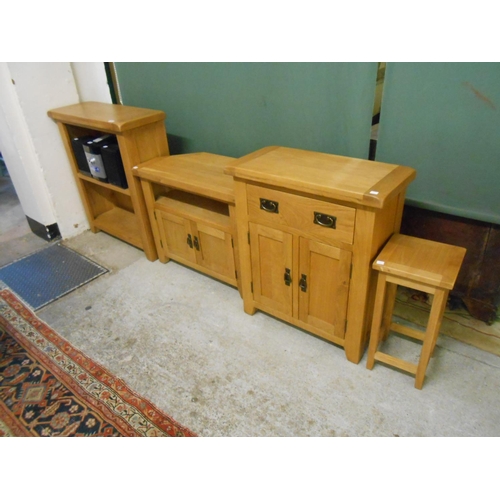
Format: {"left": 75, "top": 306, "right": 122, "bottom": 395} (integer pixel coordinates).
{"left": 134, "top": 153, "right": 236, "bottom": 204}
{"left": 225, "top": 146, "right": 416, "bottom": 208}
{"left": 47, "top": 101, "right": 166, "bottom": 133}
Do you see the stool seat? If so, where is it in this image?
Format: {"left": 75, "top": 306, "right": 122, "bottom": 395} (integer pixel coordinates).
{"left": 367, "top": 234, "right": 466, "bottom": 389}
{"left": 372, "top": 233, "right": 466, "bottom": 290}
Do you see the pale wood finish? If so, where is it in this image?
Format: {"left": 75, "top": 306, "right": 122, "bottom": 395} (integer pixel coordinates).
{"left": 225, "top": 146, "right": 416, "bottom": 209}
{"left": 48, "top": 101, "right": 166, "bottom": 133}
{"left": 77, "top": 172, "right": 129, "bottom": 194}
{"left": 49, "top": 102, "right": 170, "bottom": 261}
{"left": 366, "top": 234, "right": 466, "bottom": 389}
{"left": 247, "top": 222, "right": 351, "bottom": 342}
{"left": 374, "top": 352, "right": 418, "bottom": 375}
{"left": 229, "top": 204, "right": 243, "bottom": 296}
{"left": 140, "top": 179, "right": 168, "bottom": 263}
{"left": 381, "top": 282, "right": 398, "bottom": 341}
{"left": 246, "top": 184, "right": 356, "bottom": 246}
{"left": 249, "top": 223, "right": 293, "bottom": 317}
{"left": 298, "top": 238, "right": 351, "bottom": 339}
{"left": 373, "top": 233, "right": 467, "bottom": 290}
{"left": 136, "top": 153, "right": 235, "bottom": 203}
{"left": 93, "top": 207, "right": 143, "bottom": 248}
{"left": 226, "top": 146, "right": 416, "bottom": 363}
{"left": 155, "top": 193, "right": 231, "bottom": 231}
{"left": 115, "top": 125, "right": 168, "bottom": 261}
{"left": 390, "top": 322, "right": 426, "bottom": 342}
{"left": 156, "top": 210, "right": 237, "bottom": 287}
{"left": 157, "top": 211, "right": 196, "bottom": 264}
{"left": 195, "top": 222, "right": 237, "bottom": 285}
{"left": 234, "top": 180, "right": 256, "bottom": 315}
{"left": 81, "top": 179, "right": 114, "bottom": 221}
{"left": 134, "top": 153, "right": 239, "bottom": 289}
{"left": 414, "top": 289, "right": 449, "bottom": 389}
{"left": 366, "top": 272, "right": 388, "bottom": 370}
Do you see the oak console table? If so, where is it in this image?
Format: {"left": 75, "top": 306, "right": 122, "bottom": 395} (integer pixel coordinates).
{"left": 133, "top": 153, "right": 241, "bottom": 290}
{"left": 225, "top": 146, "right": 416, "bottom": 364}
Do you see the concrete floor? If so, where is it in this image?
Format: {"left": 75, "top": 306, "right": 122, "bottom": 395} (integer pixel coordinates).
{"left": 2, "top": 174, "right": 500, "bottom": 436}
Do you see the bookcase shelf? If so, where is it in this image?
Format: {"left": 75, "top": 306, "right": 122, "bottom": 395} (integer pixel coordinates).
{"left": 77, "top": 172, "right": 130, "bottom": 195}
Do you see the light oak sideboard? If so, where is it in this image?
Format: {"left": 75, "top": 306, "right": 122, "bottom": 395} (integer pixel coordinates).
{"left": 225, "top": 146, "right": 416, "bottom": 364}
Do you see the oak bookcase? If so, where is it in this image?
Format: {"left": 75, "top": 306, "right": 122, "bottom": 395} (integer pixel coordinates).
{"left": 48, "top": 101, "right": 169, "bottom": 261}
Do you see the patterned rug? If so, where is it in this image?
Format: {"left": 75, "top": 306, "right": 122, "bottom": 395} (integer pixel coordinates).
{"left": 0, "top": 287, "right": 196, "bottom": 437}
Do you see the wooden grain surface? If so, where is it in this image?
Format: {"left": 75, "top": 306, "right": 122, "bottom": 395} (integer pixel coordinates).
{"left": 225, "top": 146, "right": 416, "bottom": 208}
{"left": 48, "top": 101, "right": 166, "bottom": 133}
{"left": 135, "top": 153, "right": 235, "bottom": 203}
{"left": 373, "top": 233, "right": 466, "bottom": 290}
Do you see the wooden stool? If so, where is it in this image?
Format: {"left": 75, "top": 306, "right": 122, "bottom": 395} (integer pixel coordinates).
{"left": 366, "top": 234, "right": 466, "bottom": 389}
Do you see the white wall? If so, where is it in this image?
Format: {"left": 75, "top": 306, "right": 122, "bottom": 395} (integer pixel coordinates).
{"left": 0, "top": 63, "right": 59, "bottom": 229}
{"left": 0, "top": 62, "right": 112, "bottom": 239}
{"left": 71, "top": 63, "right": 113, "bottom": 103}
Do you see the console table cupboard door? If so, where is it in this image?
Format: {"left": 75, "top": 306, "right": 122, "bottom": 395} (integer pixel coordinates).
{"left": 156, "top": 211, "right": 196, "bottom": 264}
{"left": 249, "top": 223, "right": 293, "bottom": 317}
{"left": 298, "top": 238, "right": 352, "bottom": 340}
{"left": 194, "top": 222, "right": 236, "bottom": 283}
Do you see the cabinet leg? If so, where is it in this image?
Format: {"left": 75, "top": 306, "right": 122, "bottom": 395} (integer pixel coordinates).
{"left": 344, "top": 345, "right": 364, "bottom": 364}
{"left": 244, "top": 302, "right": 256, "bottom": 315}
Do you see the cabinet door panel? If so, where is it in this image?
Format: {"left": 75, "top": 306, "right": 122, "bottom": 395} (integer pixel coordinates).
{"left": 195, "top": 222, "right": 236, "bottom": 281}
{"left": 156, "top": 210, "right": 196, "bottom": 264}
{"left": 249, "top": 223, "right": 293, "bottom": 316}
{"left": 298, "top": 238, "right": 351, "bottom": 339}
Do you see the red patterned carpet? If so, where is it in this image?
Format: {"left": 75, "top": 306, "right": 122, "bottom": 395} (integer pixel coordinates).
{"left": 0, "top": 287, "right": 196, "bottom": 437}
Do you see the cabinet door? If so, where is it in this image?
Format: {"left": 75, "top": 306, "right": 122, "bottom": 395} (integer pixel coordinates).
{"left": 298, "top": 238, "right": 351, "bottom": 339}
{"left": 156, "top": 210, "right": 196, "bottom": 264}
{"left": 193, "top": 222, "right": 236, "bottom": 282}
{"left": 249, "top": 223, "right": 293, "bottom": 316}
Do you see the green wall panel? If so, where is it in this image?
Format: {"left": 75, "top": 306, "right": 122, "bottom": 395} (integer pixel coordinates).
{"left": 376, "top": 62, "right": 500, "bottom": 224}
{"left": 114, "top": 62, "right": 377, "bottom": 159}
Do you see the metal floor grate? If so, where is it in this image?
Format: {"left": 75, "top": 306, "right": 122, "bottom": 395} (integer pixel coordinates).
{"left": 0, "top": 243, "right": 108, "bottom": 310}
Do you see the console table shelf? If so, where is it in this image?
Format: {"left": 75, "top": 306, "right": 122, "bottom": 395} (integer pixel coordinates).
{"left": 155, "top": 192, "right": 232, "bottom": 231}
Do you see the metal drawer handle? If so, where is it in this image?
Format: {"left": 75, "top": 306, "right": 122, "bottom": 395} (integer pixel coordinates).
{"left": 193, "top": 236, "right": 200, "bottom": 251}
{"left": 299, "top": 274, "right": 307, "bottom": 292}
{"left": 260, "top": 198, "right": 279, "bottom": 213}
{"left": 187, "top": 234, "right": 193, "bottom": 248}
{"left": 284, "top": 268, "right": 292, "bottom": 286}
{"left": 314, "top": 212, "right": 337, "bottom": 229}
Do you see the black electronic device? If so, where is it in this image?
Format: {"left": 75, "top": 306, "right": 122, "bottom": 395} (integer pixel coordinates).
{"left": 101, "top": 143, "right": 128, "bottom": 189}
{"left": 83, "top": 134, "right": 117, "bottom": 182}
{"left": 71, "top": 135, "right": 95, "bottom": 176}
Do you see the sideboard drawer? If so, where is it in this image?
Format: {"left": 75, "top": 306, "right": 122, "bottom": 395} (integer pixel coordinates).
{"left": 247, "top": 184, "right": 356, "bottom": 245}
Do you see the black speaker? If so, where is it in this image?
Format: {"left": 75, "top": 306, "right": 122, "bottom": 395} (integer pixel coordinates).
{"left": 101, "top": 143, "right": 128, "bottom": 189}
{"left": 71, "top": 135, "right": 94, "bottom": 176}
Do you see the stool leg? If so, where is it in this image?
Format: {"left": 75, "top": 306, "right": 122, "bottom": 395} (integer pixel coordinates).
{"left": 415, "top": 289, "right": 449, "bottom": 389}
{"left": 381, "top": 282, "right": 398, "bottom": 341}
{"left": 366, "top": 273, "right": 387, "bottom": 370}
